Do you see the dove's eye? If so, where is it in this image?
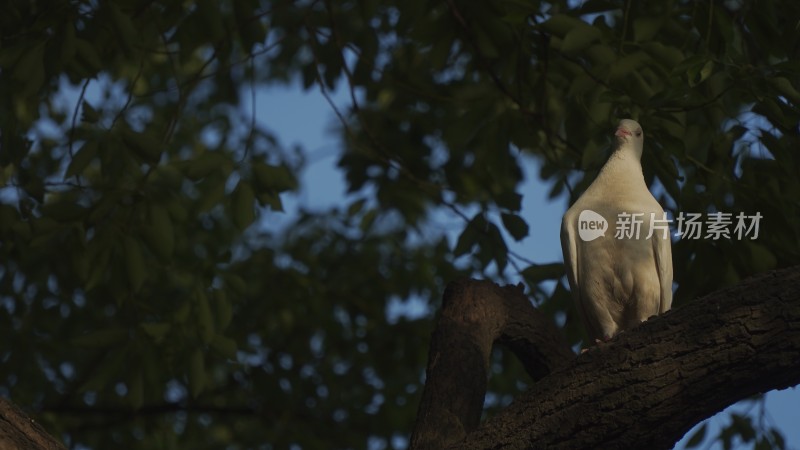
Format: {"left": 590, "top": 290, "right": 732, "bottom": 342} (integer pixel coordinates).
{"left": 635, "top": 130, "right": 642, "bottom": 137}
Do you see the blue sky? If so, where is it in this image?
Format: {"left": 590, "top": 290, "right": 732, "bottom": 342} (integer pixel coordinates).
{"left": 258, "top": 80, "right": 800, "bottom": 450}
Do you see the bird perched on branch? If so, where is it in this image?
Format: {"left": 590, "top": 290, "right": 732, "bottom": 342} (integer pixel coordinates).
{"left": 560, "top": 119, "right": 673, "bottom": 343}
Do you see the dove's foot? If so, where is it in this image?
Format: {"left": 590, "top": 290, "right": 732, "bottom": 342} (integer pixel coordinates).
{"left": 594, "top": 335, "right": 612, "bottom": 345}
{"left": 580, "top": 335, "right": 612, "bottom": 353}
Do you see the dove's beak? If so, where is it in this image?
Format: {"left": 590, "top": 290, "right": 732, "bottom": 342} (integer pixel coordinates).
{"left": 615, "top": 127, "right": 631, "bottom": 138}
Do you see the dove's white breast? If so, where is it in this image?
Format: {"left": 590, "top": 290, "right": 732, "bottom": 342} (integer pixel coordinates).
{"left": 560, "top": 120, "right": 673, "bottom": 342}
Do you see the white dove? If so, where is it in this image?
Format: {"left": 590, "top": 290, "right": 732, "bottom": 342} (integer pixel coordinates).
{"left": 560, "top": 119, "right": 673, "bottom": 343}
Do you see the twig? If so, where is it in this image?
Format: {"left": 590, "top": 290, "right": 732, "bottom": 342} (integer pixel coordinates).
{"left": 240, "top": 56, "right": 257, "bottom": 162}
{"left": 67, "top": 79, "right": 91, "bottom": 167}
{"left": 444, "top": 0, "right": 542, "bottom": 120}
{"left": 111, "top": 59, "right": 146, "bottom": 129}
{"left": 619, "top": 0, "right": 631, "bottom": 54}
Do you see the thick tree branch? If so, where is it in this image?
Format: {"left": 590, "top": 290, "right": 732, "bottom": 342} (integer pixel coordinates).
{"left": 418, "top": 265, "right": 800, "bottom": 450}
{"left": 409, "top": 279, "right": 574, "bottom": 449}
{"left": 0, "top": 397, "right": 65, "bottom": 450}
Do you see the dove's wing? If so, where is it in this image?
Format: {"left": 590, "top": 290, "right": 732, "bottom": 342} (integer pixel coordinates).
{"left": 560, "top": 212, "right": 579, "bottom": 300}
{"left": 653, "top": 217, "right": 673, "bottom": 313}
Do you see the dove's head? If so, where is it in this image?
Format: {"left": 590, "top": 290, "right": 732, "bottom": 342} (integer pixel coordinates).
{"left": 614, "top": 118, "right": 644, "bottom": 157}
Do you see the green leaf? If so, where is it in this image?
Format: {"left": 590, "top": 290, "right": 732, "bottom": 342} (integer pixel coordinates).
{"left": 79, "top": 350, "right": 128, "bottom": 393}
{"left": 71, "top": 328, "right": 129, "bottom": 349}
{"left": 486, "top": 222, "right": 508, "bottom": 271}
{"left": 496, "top": 192, "right": 523, "bottom": 211}
{"left": 501, "top": 213, "right": 529, "bottom": 241}
{"left": 75, "top": 38, "right": 103, "bottom": 73}
{"left": 252, "top": 162, "right": 298, "bottom": 193}
{"left": 768, "top": 77, "right": 800, "bottom": 104}
{"left": 121, "top": 129, "right": 163, "bottom": 164}
{"left": 213, "top": 289, "right": 233, "bottom": 330}
{"left": 580, "top": 139, "right": 606, "bottom": 170}
{"left": 222, "top": 274, "right": 248, "bottom": 295}
{"left": 684, "top": 423, "right": 707, "bottom": 448}
{"left": 560, "top": 24, "right": 602, "bottom": 55}
{"left": 698, "top": 60, "right": 714, "bottom": 85}
{"left": 108, "top": 3, "right": 138, "bottom": 55}
{"left": 66, "top": 140, "right": 99, "bottom": 178}
{"left": 41, "top": 197, "right": 88, "bottom": 222}
{"left": 60, "top": 23, "right": 77, "bottom": 65}
{"left": 769, "top": 428, "right": 786, "bottom": 449}
{"left": 123, "top": 235, "right": 147, "bottom": 293}
{"left": 347, "top": 198, "right": 367, "bottom": 216}
{"left": 174, "top": 301, "right": 191, "bottom": 324}
{"left": 609, "top": 51, "right": 651, "bottom": 80}
{"left": 140, "top": 322, "right": 171, "bottom": 343}
{"left": 541, "top": 14, "right": 588, "bottom": 37}
{"left": 195, "top": 0, "right": 226, "bottom": 42}
{"left": 183, "top": 152, "right": 229, "bottom": 180}
{"left": 231, "top": 180, "right": 256, "bottom": 230}
{"left": 143, "top": 204, "right": 174, "bottom": 260}
{"left": 0, "top": 205, "right": 19, "bottom": 235}
{"left": 643, "top": 42, "right": 684, "bottom": 68}
{"left": 360, "top": 209, "right": 378, "bottom": 232}
{"left": 188, "top": 348, "right": 206, "bottom": 398}
{"left": 81, "top": 101, "right": 100, "bottom": 123}
{"left": 128, "top": 370, "right": 144, "bottom": 410}
{"left": 209, "top": 334, "right": 237, "bottom": 359}
{"left": 571, "top": 0, "right": 617, "bottom": 14}
{"left": 194, "top": 288, "right": 215, "bottom": 344}
{"left": 257, "top": 191, "right": 284, "bottom": 211}
{"left": 12, "top": 41, "right": 45, "bottom": 94}
{"left": 633, "top": 17, "right": 664, "bottom": 42}
{"left": 193, "top": 176, "right": 226, "bottom": 213}
{"left": 85, "top": 247, "right": 112, "bottom": 292}
{"left": 754, "top": 437, "right": 771, "bottom": 450}
{"left": 475, "top": 29, "right": 500, "bottom": 58}
{"left": 522, "top": 263, "right": 566, "bottom": 282}
{"left": 585, "top": 43, "right": 616, "bottom": 66}
{"left": 233, "top": 0, "right": 267, "bottom": 51}
{"left": 679, "top": 57, "right": 714, "bottom": 87}
{"left": 454, "top": 214, "right": 486, "bottom": 256}
{"left": 730, "top": 414, "right": 756, "bottom": 443}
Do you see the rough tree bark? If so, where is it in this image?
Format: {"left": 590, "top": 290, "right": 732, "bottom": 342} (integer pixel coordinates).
{"left": 410, "top": 265, "right": 800, "bottom": 450}
{"left": 0, "top": 397, "right": 65, "bottom": 450}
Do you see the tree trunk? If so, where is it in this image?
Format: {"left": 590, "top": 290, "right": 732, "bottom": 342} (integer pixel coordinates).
{"left": 411, "top": 265, "right": 800, "bottom": 450}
